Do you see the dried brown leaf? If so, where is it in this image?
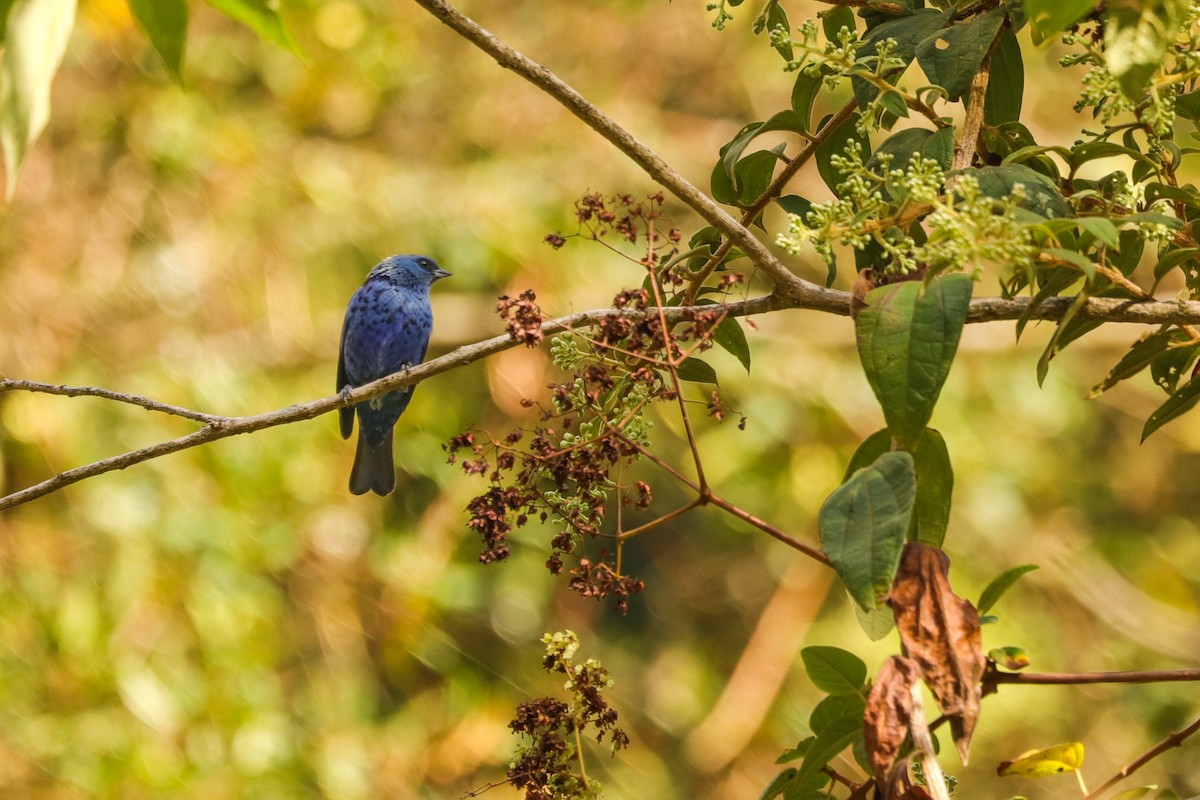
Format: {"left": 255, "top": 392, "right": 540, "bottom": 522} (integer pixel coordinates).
{"left": 889, "top": 542, "right": 984, "bottom": 765}
{"left": 864, "top": 655, "right": 921, "bottom": 781}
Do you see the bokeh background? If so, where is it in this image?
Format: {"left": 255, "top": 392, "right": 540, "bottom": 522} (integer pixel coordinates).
{"left": 0, "top": 0, "right": 1198, "bottom": 797}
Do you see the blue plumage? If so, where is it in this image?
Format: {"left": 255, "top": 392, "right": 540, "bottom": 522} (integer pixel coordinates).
{"left": 338, "top": 254, "right": 451, "bottom": 495}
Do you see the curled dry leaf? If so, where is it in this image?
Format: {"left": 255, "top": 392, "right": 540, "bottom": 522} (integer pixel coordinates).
{"left": 864, "top": 655, "right": 921, "bottom": 782}
{"left": 889, "top": 542, "right": 984, "bottom": 765}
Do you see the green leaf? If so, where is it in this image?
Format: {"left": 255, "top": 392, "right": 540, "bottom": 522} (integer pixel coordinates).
{"left": 1075, "top": 217, "right": 1120, "bottom": 249}
{"left": 809, "top": 693, "right": 866, "bottom": 734}
{"left": 675, "top": 357, "right": 719, "bottom": 385}
{"left": 1142, "top": 374, "right": 1200, "bottom": 441}
{"left": 792, "top": 714, "right": 862, "bottom": 787}
{"left": 765, "top": 1, "right": 792, "bottom": 60}
{"left": 821, "top": 5, "right": 855, "bottom": 43}
{"left": 800, "top": 646, "right": 867, "bottom": 696}
{"left": 1177, "top": 89, "right": 1200, "bottom": 121}
{"left": 0, "top": 0, "right": 77, "bottom": 199}
{"left": 984, "top": 25, "right": 1024, "bottom": 125}
{"left": 819, "top": 452, "right": 916, "bottom": 611}
{"left": 869, "top": 125, "right": 955, "bottom": 178}
{"left": 973, "top": 165, "right": 1072, "bottom": 218}
{"left": 878, "top": 89, "right": 910, "bottom": 119}
{"left": 128, "top": 0, "right": 188, "bottom": 79}
{"left": 855, "top": 274, "right": 973, "bottom": 448}
{"left": 713, "top": 316, "right": 751, "bottom": 372}
{"left": 988, "top": 646, "right": 1031, "bottom": 670}
{"left": 815, "top": 111, "right": 871, "bottom": 197}
{"left": 759, "top": 768, "right": 798, "bottom": 800}
{"left": 915, "top": 6, "right": 1006, "bottom": 101}
{"left": 1109, "top": 788, "right": 1160, "bottom": 800}
{"left": 203, "top": 0, "right": 297, "bottom": 52}
{"left": 1089, "top": 327, "right": 1174, "bottom": 397}
{"left": 1150, "top": 336, "right": 1200, "bottom": 394}
{"left": 733, "top": 147, "right": 784, "bottom": 205}
{"left": 776, "top": 194, "right": 813, "bottom": 218}
{"left": 1036, "top": 291, "right": 1093, "bottom": 386}
{"left": 852, "top": 9, "right": 951, "bottom": 107}
{"left": 1104, "top": 1, "right": 1177, "bottom": 100}
{"left": 844, "top": 427, "right": 953, "bottom": 548}
{"left": 1153, "top": 247, "right": 1200, "bottom": 282}
{"left": 1044, "top": 246, "right": 1096, "bottom": 277}
{"left": 977, "top": 564, "right": 1039, "bottom": 614}
{"left": 790, "top": 71, "right": 822, "bottom": 128}
{"left": 1025, "top": 0, "right": 1094, "bottom": 43}
{"left": 853, "top": 603, "right": 895, "bottom": 640}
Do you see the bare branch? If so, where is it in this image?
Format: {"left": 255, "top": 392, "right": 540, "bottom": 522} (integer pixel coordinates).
{"left": 1083, "top": 714, "right": 1200, "bottom": 800}
{"left": 410, "top": 0, "right": 829, "bottom": 306}
{"left": 0, "top": 380, "right": 222, "bottom": 424}
{"left": 988, "top": 668, "right": 1200, "bottom": 686}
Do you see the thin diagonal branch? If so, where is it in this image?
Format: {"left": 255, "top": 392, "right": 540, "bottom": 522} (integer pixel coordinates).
{"left": 988, "top": 668, "right": 1200, "bottom": 686}
{"left": 410, "top": 0, "right": 827, "bottom": 306}
{"left": 1083, "top": 714, "right": 1200, "bottom": 800}
{"left": 0, "top": 380, "right": 222, "bottom": 424}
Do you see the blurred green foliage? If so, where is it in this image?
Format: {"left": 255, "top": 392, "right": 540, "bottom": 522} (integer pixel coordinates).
{"left": 0, "top": 1, "right": 1198, "bottom": 797}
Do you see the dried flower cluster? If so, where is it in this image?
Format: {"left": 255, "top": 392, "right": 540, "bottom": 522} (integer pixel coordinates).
{"left": 506, "top": 631, "right": 629, "bottom": 800}
{"left": 498, "top": 290, "right": 545, "bottom": 347}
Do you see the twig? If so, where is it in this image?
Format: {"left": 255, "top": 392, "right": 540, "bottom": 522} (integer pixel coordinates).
{"left": 909, "top": 682, "right": 952, "bottom": 800}
{"left": 988, "top": 668, "right": 1200, "bottom": 686}
{"left": 0, "top": 380, "right": 222, "bottom": 424}
{"left": 705, "top": 491, "right": 830, "bottom": 566}
{"left": 410, "top": 0, "right": 826, "bottom": 305}
{"left": 1083, "top": 714, "right": 1200, "bottom": 800}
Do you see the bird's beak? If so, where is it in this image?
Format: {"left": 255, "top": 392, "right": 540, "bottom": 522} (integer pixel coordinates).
{"left": 433, "top": 267, "right": 452, "bottom": 281}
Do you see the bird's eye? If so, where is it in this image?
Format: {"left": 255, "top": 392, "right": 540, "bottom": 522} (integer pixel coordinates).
{"left": 418, "top": 258, "right": 434, "bottom": 271}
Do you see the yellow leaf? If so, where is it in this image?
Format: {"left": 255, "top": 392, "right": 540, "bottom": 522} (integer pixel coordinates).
{"left": 997, "top": 742, "right": 1085, "bottom": 777}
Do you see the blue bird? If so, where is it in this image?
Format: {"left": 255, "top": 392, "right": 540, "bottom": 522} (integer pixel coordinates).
{"left": 338, "top": 254, "right": 451, "bottom": 495}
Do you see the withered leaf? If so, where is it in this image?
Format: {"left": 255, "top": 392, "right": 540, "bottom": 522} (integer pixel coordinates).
{"left": 863, "top": 655, "right": 921, "bottom": 782}
{"left": 889, "top": 542, "right": 984, "bottom": 765}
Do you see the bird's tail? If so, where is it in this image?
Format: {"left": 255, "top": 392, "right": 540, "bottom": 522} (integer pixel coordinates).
{"left": 349, "top": 429, "right": 396, "bottom": 496}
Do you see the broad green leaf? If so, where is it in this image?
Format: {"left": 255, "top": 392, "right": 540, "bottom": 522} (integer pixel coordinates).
{"left": 675, "top": 357, "right": 719, "bottom": 384}
{"left": 1025, "top": 0, "right": 1094, "bottom": 43}
{"left": 1142, "top": 374, "right": 1200, "bottom": 441}
{"left": 855, "top": 273, "right": 973, "bottom": 448}
{"left": 997, "top": 742, "right": 1085, "bottom": 777}
{"left": 984, "top": 25, "right": 1023, "bottom": 125}
{"left": 878, "top": 89, "right": 910, "bottom": 119}
{"left": 790, "top": 71, "right": 822, "bottom": 129}
{"left": 973, "top": 165, "right": 1072, "bottom": 218}
{"left": 713, "top": 316, "right": 750, "bottom": 372}
{"left": 1075, "top": 217, "right": 1120, "bottom": 249}
{"left": 721, "top": 110, "right": 809, "bottom": 181}
{"left": 775, "top": 738, "right": 811, "bottom": 765}
{"left": 852, "top": 9, "right": 951, "bottom": 107}
{"left": 977, "top": 564, "right": 1039, "bottom": 614}
{"left": 854, "top": 603, "right": 895, "bottom": 640}
{"left": 809, "top": 693, "right": 866, "bottom": 734}
{"left": 733, "top": 147, "right": 784, "bottom": 205}
{"left": 1105, "top": 1, "right": 1178, "bottom": 101}
{"left": 815, "top": 111, "right": 870, "bottom": 197}
{"left": 1044, "top": 246, "right": 1096, "bottom": 277}
{"left": 128, "top": 0, "right": 187, "bottom": 79}
{"left": 1089, "top": 327, "right": 1174, "bottom": 397}
{"left": 203, "top": 0, "right": 296, "bottom": 52}
{"left": 1149, "top": 336, "right": 1200, "bottom": 394}
{"left": 869, "top": 126, "right": 955, "bottom": 183}
{"left": 793, "top": 714, "right": 862, "bottom": 786}
{"left": 819, "top": 452, "right": 916, "bottom": 611}
{"left": 765, "top": 1, "right": 792, "bottom": 60}
{"left": 1152, "top": 247, "right": 1200, "bottom": 282}
{"left": 0, "top": 0, "right": 76, "bottom": 200}
{"left": 820, "top": 6, "right": 855, "bottom": 42}
{"left": 1178, "top": 89, "right": 1200, "bottom": 121}
{"left": 776, "top": 194, "right": 813, "bottom": 218}
{"left": 844, "top": 427, "right": 954, "bottom": 548}
{"left": 800, "top": 646, "right": 867, "bottom": 696}
{"left": 915, "top": 6, "right": 1006, "bottom": 101}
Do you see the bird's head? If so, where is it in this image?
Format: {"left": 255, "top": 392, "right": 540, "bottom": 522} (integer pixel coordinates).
{"left": 370, "top": 254, "right": 452, "bottom": 287}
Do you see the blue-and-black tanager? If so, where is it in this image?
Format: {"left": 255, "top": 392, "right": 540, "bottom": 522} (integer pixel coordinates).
{"left": 338, "top": 254, "right": 451, "bottom": 496}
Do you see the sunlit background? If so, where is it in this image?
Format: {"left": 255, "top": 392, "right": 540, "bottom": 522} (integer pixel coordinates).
{"left": 0, "top": 0, "right": 1198, "bottom": 797}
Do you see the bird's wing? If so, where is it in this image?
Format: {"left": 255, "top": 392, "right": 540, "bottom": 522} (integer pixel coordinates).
{"left": 337, "top": 308, "right": 355, "bottom": 439}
